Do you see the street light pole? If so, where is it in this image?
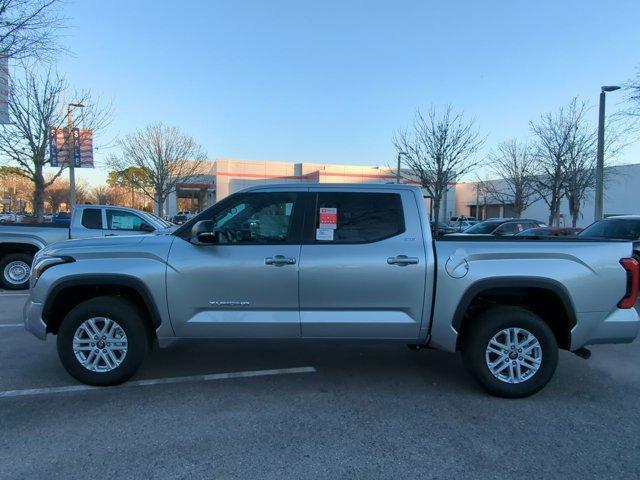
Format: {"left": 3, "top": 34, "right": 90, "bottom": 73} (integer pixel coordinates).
{"left": 594, "top": 85, "right": 620, "bottom": 221}
{"left": 66, "top": 103, "right": 84, "bottom": 211}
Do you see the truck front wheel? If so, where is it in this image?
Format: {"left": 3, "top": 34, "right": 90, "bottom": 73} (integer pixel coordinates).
{"left": 461, "top": 307, "right": 558, "bottom": 398}
{"left": 0, "top": 253, "right": 33, "bottom": 290}
{"left": 57, "top": 297, "right": 150, "bottom": 386}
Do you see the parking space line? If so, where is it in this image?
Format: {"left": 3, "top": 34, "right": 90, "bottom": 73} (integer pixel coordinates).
{"left": 0, "top": 293, "right": 29, "bottom": 296}
{"left": 0, "top": 324, "right": 22, "bottom": 328}
{"left": 0, "top": 366, "right": 317, "bottom": 398}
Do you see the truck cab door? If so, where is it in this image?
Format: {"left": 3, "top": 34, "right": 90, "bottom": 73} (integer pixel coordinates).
{"left": 299, "top": 189, "right": 430, "bottom": 339}
{"left": 166, "top": 190, "right": 305, "bottom": 338}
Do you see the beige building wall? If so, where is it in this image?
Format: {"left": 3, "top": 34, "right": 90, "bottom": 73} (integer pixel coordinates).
{"left": 167, "top": 157, "right": 456, "bottom": 222}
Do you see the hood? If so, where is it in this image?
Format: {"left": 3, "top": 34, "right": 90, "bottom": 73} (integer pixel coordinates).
{"left": 42, "top": 234, "right": 149, "bottom": 257}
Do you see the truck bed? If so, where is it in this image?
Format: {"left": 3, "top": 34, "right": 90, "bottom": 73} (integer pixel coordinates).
{"left": 430, "top": 235, "right": 636, "bottom": 352}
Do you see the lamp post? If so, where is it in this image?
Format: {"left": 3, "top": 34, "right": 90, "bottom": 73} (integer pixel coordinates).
{"left": 396, "top": 151, "right": 408, "bottom": 184}
{"left": 67, "top": 102, "right": 85, "bottom": 210}
{"left": 594, "top": 85, "right": 620, "bottom": 221}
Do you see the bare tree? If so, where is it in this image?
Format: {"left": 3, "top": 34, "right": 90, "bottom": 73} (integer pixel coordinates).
{"left": 625, "top": 67, "right": 640, "bottom": 119}
{"left": 108, "top": 123, "right": 207, "bottom": 217}
{"left": 531, "top": 98, "right": 625, "bottom": 227}
{"left": 394, "top": 106, "right": 485, "bottom": 223}
{"left": 0, "top": 66, "right": 110, "bottom": 220}
{"left": 0, "top": 0, "right": 65, "bottom": 60}
{"left": 561, "top": 100, "right": 598, "bottom": 227}
{"left": 485, "top": 139, "right": 537, "bottom": 218}
{"left": 564, "top": 101, "right": 625, "bottom": 226}
{"left": 91, "top": 184, "right": 117, "bottom": 205}
{"left": 530, "top": 101, "right": 577, "bottom": 226}
{"left": 44, "top": 178, "right": 88, "bottom": 212}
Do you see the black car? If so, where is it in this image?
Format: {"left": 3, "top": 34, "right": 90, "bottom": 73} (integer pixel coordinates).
{"left": 578, "top": 216, "right": 640, "bottom": 258}
{"left": 449, "top": 218, "right": 546, "bottom": 236}
{"left": 430, "top": 221, "right": 457, "bottom": 237}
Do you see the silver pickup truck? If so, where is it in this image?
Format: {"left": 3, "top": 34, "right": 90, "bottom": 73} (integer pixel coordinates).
{"left": 23, "top": 184, "right": 640, "bottom": 397}
{"left": 0, "top": 205, "right": 172, "bottom": 289}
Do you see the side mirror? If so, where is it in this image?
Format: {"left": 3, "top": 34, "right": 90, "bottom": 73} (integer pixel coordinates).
{"left": 140, "top": 223, "right": 155, "bottom": 233}
{"left": 191, "top": 220, "right": 217, "bottom": 244}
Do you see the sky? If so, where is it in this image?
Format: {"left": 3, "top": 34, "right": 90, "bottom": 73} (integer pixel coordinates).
{"left": 47, "top": 0, "right": 640, "bottom": 186}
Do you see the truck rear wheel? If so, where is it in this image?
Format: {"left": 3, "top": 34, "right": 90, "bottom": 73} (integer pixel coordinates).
{"left": 461, "top": 306, "right": 558, "bottom": 398}
{"left": 57, "top": 297, "right": 150, "bottom": 386}
{"left": 0, "top": 253, "right": 32, "bottom": 290}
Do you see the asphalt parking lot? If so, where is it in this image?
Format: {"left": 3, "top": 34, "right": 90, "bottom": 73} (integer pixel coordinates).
{"left": 1, "top": 292, "right": 640, "bottom": 479}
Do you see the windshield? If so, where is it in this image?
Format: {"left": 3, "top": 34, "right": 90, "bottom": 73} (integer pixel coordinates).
{"left": 579, "top": 219, "right": 640, "bottom": 240}
{"left": 140, "top": 211, "right": 172, "bottom": 228}
{"left": 463, "top": 220, "right": 503, "bottom": 234}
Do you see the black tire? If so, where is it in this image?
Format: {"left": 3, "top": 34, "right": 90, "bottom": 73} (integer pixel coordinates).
{"left": 461, "top": 306, "right": 558, "bottom": 398}
{"left": 57, "top": 296, "right": 150, "bottom": 386}
{"left": 0, "top": 253, "right": 33, "bottom": 290}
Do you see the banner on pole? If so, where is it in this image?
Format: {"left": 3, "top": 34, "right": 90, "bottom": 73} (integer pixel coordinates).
{"left": 48, "top": 127, "right": 94, "bottom": 168}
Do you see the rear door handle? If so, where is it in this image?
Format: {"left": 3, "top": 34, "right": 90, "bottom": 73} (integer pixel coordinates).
{"left": 265, "top": 255, "right": 296, "bottom": 266}
{"left": 387, "top": 255, "right": 419, "bottom": 266}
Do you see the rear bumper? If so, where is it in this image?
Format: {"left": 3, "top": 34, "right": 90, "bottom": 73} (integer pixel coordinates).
{"left": 23, "top": 299, "right": 46, "bottom": 340}
{"left": 571, "top": 308, "right": 640, "bottom": 350}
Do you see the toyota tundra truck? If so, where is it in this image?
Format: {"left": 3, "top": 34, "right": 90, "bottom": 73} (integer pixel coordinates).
{"left": 23, "top": 184, "right": 640, "bottom": 397}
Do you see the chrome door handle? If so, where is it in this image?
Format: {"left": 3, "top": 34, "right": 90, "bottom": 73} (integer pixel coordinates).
{"left": 265, "top": 255, "right": 296, "bottom": 266}
{"left": 387, "top": 255, "right": 419, "bottom": 266}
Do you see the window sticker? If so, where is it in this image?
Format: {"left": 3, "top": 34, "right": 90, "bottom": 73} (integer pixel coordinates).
{"left": 316, "top": 228, "right": 334, "bottom": 241}
{"left": 319, "top": 207, "right": 337, "bottom": 229}
{"left": 112, "top": 214, "right": 135, "bottom": 230}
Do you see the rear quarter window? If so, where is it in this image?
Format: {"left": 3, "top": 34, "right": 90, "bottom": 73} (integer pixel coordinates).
{"left": 81, "top": 208, "right": 102, "bottom": 229}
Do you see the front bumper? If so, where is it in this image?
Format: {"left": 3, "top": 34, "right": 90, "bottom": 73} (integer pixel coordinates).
{"left": 571, "top": 308, "right": 640, "bottom": 350}
{"left": 23, "top": 299, "right": 47, "bottom": 340}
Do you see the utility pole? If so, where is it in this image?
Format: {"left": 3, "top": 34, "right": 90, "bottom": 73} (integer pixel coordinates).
{"left": 66, "top": 103, "right": 84, "bottom": 211}
{"left": 594, "top": 85, "right": 620, "bottom": 221}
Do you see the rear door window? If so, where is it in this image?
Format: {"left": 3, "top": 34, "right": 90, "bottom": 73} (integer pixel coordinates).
{"left": 313, "top": 192, "right": 404, "bottom": 243}
{"left": 81, "top": 208, "right": 102, "bottom": 229}
{"left": 496, "top": 222, "right": 519, "bottom": 235}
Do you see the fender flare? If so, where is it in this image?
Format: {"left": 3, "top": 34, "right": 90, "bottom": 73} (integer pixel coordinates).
{"left": 0, "top": 239, "right": 45, "bottom": 253}
{"left": 42, "top": 274, "right": 162, "bottom": 329}
{"left": 451, "top": 276, "right": 577, "bottom": 332}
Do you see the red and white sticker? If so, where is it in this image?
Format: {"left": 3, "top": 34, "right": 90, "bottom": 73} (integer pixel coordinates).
{"left": 319, "top": 207, "right": 337, "bottom": 229}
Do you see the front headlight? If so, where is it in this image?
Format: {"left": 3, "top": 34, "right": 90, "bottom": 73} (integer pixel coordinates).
{"left": 31, "top": 255, "right": 74, "bottom": 287}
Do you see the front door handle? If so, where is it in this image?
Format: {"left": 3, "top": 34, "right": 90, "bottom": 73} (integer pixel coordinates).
{"left": 265, "top": 255, "right": 296, "bottom": 266}
{"left": 387, "top": 255, "right": 419, "bottom": 266}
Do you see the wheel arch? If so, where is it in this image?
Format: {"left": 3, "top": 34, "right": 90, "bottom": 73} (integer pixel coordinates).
{"left": 454, "top": 277, "right": 577, "bottom": 351}
{"left": 42, "top": 275, "right": 162, "bottom": 337}
{"left": 0, "top": 242, "right": 40, "bottom": 258}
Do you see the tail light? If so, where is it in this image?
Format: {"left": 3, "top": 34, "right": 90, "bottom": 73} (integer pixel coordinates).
{"left": 618, "top": 258, "right": 639, "bottom": 309}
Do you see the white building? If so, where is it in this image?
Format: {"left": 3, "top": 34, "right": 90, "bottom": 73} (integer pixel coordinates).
{"left": 454, "top": 163, "right": 640, "bottom": 227}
